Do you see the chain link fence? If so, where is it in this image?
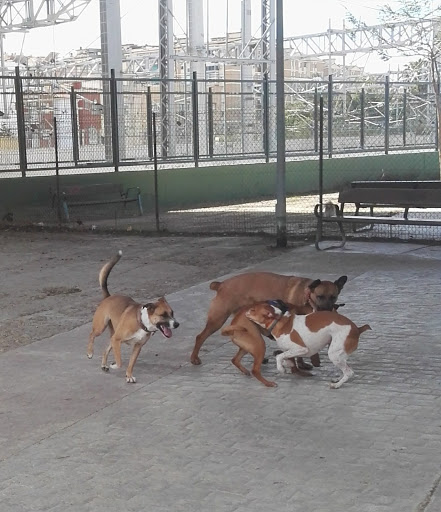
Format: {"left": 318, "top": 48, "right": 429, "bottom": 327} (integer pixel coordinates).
{"left": 1, "top": 70, "right": 440, "bottom": 243}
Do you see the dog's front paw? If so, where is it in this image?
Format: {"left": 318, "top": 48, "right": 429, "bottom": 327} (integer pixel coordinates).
{"left": 126, "top": 376, "right": 137, "bottom": 383}
{"left": 87, "top": 352, "right": 93, "bottom": 359}
{"left": 101, "top": 365, "right": 109, "bottom": 372}
{"left": 110, "top": 362, "right": 119, "bottom": 369}
{"left": 190, "top": 355, "right": 202, "bottom": 365}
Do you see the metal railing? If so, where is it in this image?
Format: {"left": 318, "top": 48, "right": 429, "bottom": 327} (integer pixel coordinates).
{"left": 0, "top": 69, "right": 438, "bottom": 176}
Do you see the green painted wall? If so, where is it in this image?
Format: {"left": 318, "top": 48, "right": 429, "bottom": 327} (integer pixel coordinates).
{"left": 1, "top": 152, "right": 439, "bottom": 214}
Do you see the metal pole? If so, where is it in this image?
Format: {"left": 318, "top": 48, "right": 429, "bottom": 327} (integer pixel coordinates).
{"left": 146, "top": 87, "right": 153, "bottom": 159}
{"left": 317, "top": 95, "right": 324, "bottom": 243}
{"left": 327, "top": 74, "right": 333, "bottom": 158}
{"left": 53, "top": 116, "right": 62, "bottom": 225}
{"left": 70, "top": 87, "right": 79, "bottom": 166}
{"left": 110, "top": 69, "right": 120, "bottom": 171}
{"left": 402, "top": 88, "right": 407, "bottom": 147}
{"left": 192, "top": 71, "right": 199, "bottom": 167}
{"left": 360, "top": 87, "right": 365, "bottom": 149}
{"left": 153, "top": 112, "right": 160, "bottom": 232}
{"left": 384, "top": 75, "right": 390, "bottom": 155}
{"left": 14, "top": 67, "right": 27, "bottom": 177}
{"left": 208, "top": 87, "right": 214, "bottom": 158}
{"left": 263, "top": 73, "right": 270, "bottom": 162}
{"left": 314, "top": 86, "right": 318, "bottom": 152}
{"left": 319, "top": 96, "right": 324, "bottom": 210}
{"left": 275, "top": 0, "right": 286, "bottom": 248}
{"left": 0, "top": 35, "right": 8, "bottom": 115}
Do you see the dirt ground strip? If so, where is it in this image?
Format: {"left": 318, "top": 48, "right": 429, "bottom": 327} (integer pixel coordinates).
{"left": 0, "top": 229, "right": 302, "bottom": 353}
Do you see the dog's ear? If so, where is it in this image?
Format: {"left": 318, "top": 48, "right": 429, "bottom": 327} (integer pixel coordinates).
{"left": 144, "top": 303, "right": 156, "bottom": 313}
{"left": 308, "top": 279, "right": 321, "bottom": 291}
{"left": 334, "top": 275, "right": 348, "bottom": 292}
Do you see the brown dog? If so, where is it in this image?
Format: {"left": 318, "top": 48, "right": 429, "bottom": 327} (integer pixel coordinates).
{"left": 221, "top": 302, "right": 312, "bottom": 387}
{"left": 87, "top": 251, "right": 179, "bottom": 383}
{"left": 190, "top": 272, "right": 347, "bottom": 366}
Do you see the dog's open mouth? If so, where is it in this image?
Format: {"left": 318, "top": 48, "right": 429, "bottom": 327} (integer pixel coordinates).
{"left": 158, "top": 324, "right": 173, "bottom": 338}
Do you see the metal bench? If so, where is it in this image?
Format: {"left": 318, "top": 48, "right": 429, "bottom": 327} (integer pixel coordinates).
{"left": 59, "top": 183, "right": 143, "bottom": 222}
{"left": 315, "top": 185, "right": 441, "bottom": 250}
{"left": 347, "top": 181, "right": 441, "bottom": 219}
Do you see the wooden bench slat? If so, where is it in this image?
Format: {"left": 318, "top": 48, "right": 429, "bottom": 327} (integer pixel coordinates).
{"left": 321, "top": 215, "right": 441, "bottom": 226}
{"left": 339, "top": 187, "right": 441, "bottom": 207}
{"left": 351, "top": 180, "right": 441, "bottom": 189}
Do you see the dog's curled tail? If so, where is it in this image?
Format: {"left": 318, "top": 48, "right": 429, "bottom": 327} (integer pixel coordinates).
{"left": 210, "top": 281, "right": 222, "bottom": 291}
{"left": 358, "top": 324, "right": 372, "bottom": 335}
{"left": 99, "top": 250, "right": 122, "bottom": 298}
{"left": 221, "top": 325, "right": 247, "bottom": 337}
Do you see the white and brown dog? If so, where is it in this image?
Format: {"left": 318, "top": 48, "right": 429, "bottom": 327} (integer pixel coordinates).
{"left": 243, "top": 302, "right": 370, "bottom": 388}
{"left": 87, "top": 251, "right": 179, "bottom": 383}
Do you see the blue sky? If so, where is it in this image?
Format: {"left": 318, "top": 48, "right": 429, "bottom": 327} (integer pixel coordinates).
{"left": 3, "top": 0, "right": 401, "bottom": 73}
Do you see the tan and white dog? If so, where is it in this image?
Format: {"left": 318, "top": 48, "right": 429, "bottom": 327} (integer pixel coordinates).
{"left": 191, "top": 271, "right": 348, "bottom": 368}
{"left": 245, "top": 302, "right": 371, "bottom": 389}
{"left": 87, "top": 251, "right": 179, "bottom": 383}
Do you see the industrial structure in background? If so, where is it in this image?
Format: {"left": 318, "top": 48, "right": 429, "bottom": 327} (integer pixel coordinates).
{"left": 0, "top": 0, "right": 437, "bottom": 162}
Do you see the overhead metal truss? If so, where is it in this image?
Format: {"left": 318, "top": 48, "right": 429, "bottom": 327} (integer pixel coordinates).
{"left": 286, "top": 18, "right": 440, "bottom": 58}
{"left": 0, "top": 0, "right": 92, "bottom": 33}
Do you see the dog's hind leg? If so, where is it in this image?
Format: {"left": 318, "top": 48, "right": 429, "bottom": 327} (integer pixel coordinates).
{"left": 327, "top": 342, "right": 354, "bottom": 389}
{"left": 231, "top": 347, "right": 251, "bottom": 376}
{"left": 87, "top": 316, "right": 111, "bottom": 359}
{"left": 101, "top": 342, "right": 113, "bottom": 372}
{"left": 232, "top": 331, "right": 276, "bottom": 387}
{"left": 191, "top": 299, "right": 232, "bottom": 365}
{"left": 103, "top": 334, "right": 123, "bottom": 373}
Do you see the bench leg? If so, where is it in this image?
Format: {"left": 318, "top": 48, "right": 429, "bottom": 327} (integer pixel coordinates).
{"left": 315, "top": 221, "right": 347, "bottom": 250}
{"left": 62, "top": 201, "right": 70, "bottom": 222}
{"left": 314, "top": 205, "right": 347, "bottom": 250}
{"left": 137, "top": 193, "right": 143, "bottom": 216}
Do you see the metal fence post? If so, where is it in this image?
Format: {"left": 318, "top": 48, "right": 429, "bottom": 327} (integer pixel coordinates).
{"left": 384, "top": 75, "right": 390, "bottom": 155}
{"left": 360, "top": 87, "right": 365, "bottom": 149}
{"left": 110, "top": 69, "right": 120, "bottom": 172}
{"left": 14, "top": 66, "right": 27, "bottom": 177}
{"left": 275, "top": 0, "right": 287, "bottom": 248}
{"left": 263, "top": 73, "right": 270, "bottom": 162}
{"left": 327, "top": 74, "right": 333, "bottom": 158}
{"left": 191, "top": 71, "right": 199, "bottom": 167}
{"left": 208, "top": 87, "right": 214, "bottom": 158}
{"left": 70, "top": 87, "right": 79, "bottom": 166}
{"left": 146, "top": 86, "right": 153, "bottom": 159}
{"left": 402, "top": 88, "right": 407, "bottom": 147}
{"left": 317, "top": 95, "right": 324, "bottom": 243}
{"left": 314, "top": 86, "right": 318, "bottom": 152}
{"left": 152, "top": 112, "right": 160, "bottom": 232}
{"left": 53, "top": 116, "right": 62, "bottom": 225}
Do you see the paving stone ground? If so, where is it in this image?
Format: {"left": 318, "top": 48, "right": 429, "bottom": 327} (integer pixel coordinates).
{"left": 1, "top": 240, "right": 441, "bottom": 512}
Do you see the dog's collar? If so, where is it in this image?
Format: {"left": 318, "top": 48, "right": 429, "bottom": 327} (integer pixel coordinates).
{"left": 138, "top": 308, "right": 156, "bottom": 334}
{"left": 265, "top": 300, "right": 289, "bottom": 339}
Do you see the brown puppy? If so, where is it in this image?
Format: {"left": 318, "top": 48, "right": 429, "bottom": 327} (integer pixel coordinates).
{"left": 87, "top": 251, "right": 179, "bottom": 383}
{"left": 191, "top": 272, "right": 347, "bottom": 366}
{"left": 221, "top": 302, "right": 312, "bottom": 387}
